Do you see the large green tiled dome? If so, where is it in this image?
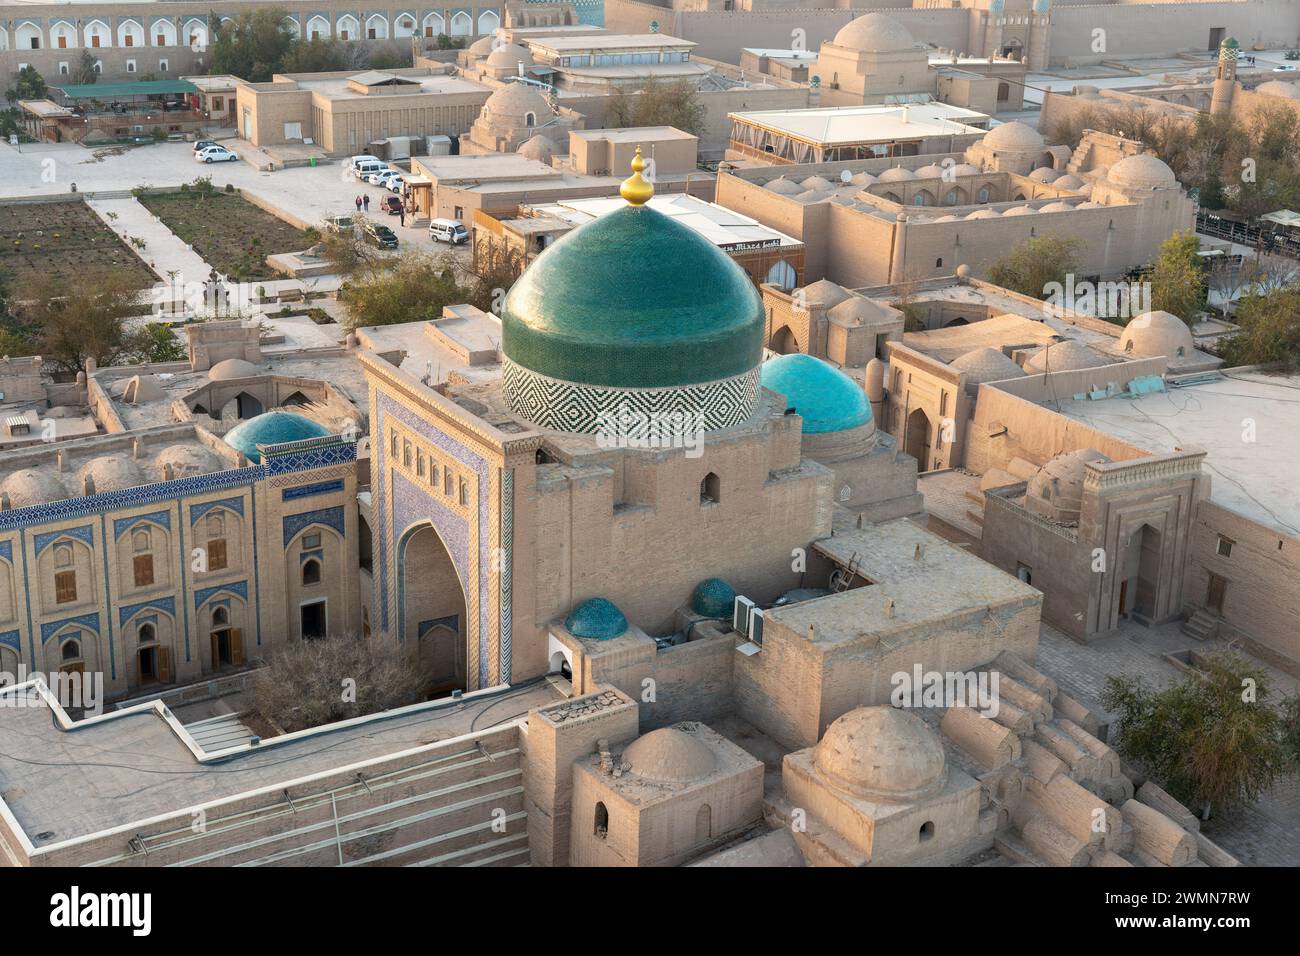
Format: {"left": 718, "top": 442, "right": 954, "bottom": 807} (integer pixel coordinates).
{"left": 502, "top": 204, "right": 763, "bottom": 388}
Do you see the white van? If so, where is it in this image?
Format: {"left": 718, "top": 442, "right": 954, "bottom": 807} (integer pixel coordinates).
{"left": 353, "top": 159, "right": 387, "bottom": 179}
{"left": 349, "top": 154, "right": 378, "bottom": 170}
{"left": 429, "top": 219, "right": 469, "bottom": 245}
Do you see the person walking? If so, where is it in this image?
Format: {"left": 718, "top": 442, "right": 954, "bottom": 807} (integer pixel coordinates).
{"left": 362, "top": 194, "right": 370, "bottom": 212}
{"left": 399, "top": 206, "right": 405, "bottom": 227}
{"left": 355, "top": 195, "right": 362, "bottom": 212}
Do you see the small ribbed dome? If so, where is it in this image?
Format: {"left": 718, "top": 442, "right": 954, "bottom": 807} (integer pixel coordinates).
{"left": 1, "top": 468, "right": 69, "bottom": 508}
{"left": 982, "top": 121, "right": 1045, "bottom": 152}
{"left": 1038, "top": 200, "right": 1076, "bottom": 213}
{"left": 913, "top": 163, "right": 946, "bottom": 179}
{"left": 623, "top": 726, "right": 715, "bottom": 785}
{"left": 1119, "top": 310, "right": 1194, "bottom": 359}
{"left": 815, "top": 707, "right": 946, "bottom": 802}
{"left": 1028, "top": 167, "right": 1061, "bottom": 183}
{"left": 766, "top": 177, "right": 803, "bottom": 195}
{"left": 155, "top": 443, "right": 223, "bottom": 479}
{"left": 564, "top": 597, "right": 628, "bottom": 640}
{"left": 951, "top": 347, "right": 1026, "bottom": 385}
{"left": 487, "top": 42, "right": 533, "bottom": 69}
{"left": 484, "top": 82, "right": 550, "bottom": 118}
{"left": 1024, "top": 339, "right": 1109, "bottom": 372}
{"left": 949, "top": 162, "right": 981, "bottom": 176}
{"left": 828, "top": 296, "right": 893, "bottom": 327}
{"left": 800, "top": 175, "right": 833, "bottom": 191}
{"left": 79, "top": 456, "right": 144, "bottom": 494}
{"left": 208, "top": 358, "right": 261, "bottom": 381}
{"left": 877, "top": 166, "right": 916, "bottom": 182}
{"left": 760, "top": 354, "right": 872, "bottom": 434}
{"left": 850, "top": 171, "right": 877, "bottom": 186}
{"left": 965, "top": 208, "right": 999, "bottom": 219}
{"left": 799, "top": 278, "right": 850, "bottom": 308}
{"left": 1002, "top": 205, "right": 1038, "bottom": 216}
{"left": 832, "top": 12, "right": 915, "bottom": 53}
{"left": 691, "top": 578, "right": 736, "bottom": 618}
{"left": 224, "top": 411, "right": 330, "bottom": 463}
{"left": 1107, "top": 154, "right": 1177, "bottom": 189}
{"left": 468, "top": 35, "right": 497, "bottom": 56}
{"left": 1053, "top": 174, "right": 1086, "bottom": 190}
{"left": 1254, "top": 79, "right": 1300, "bottom": 99}
{"left": 517, "top": 133, "right": 554, "bottom": 162}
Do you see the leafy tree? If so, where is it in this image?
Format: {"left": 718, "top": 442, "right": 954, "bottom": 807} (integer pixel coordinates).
{"left": 337, "top": 247, "right": 469, "bottom": 332}
{"left": 1216, "top": 286, "right": 1300, "bottom": 369}
{"left": 607, "top": 78, "right": 706, "bottom": 137}
{"left": 987, "top": 234, "right": 1082, "bottom": 299}
{"left": 1144, "top": 231, "right": 1205, "bottom": 325}
{"left": 434, "top": 33, "right": 466, "bottom": 51}
{"left": 210, "top": 8, "right": 296, "bottom": 82}
{"left": 69, "top": 50, "right": 99, "bottom": 86}
{"left": 8, "top": 272, "right": 141, "bottom": 374}
{"left": 1102, "top": 651, "right": 1298, "bottom": 819}
{"left": 5, "top": 65, "right": 48, "bottom": 105}
{"left": 122, "top": 323, "right": 186, "bottom": 364}
{"left": 281, "top": 38, "right": 351, "bottom": 74}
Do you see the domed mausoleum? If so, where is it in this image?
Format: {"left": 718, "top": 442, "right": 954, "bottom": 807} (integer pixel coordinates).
{"left": 501, "top": 149, "right": 765, "bottom": 435}
{"left": 224, "top": 411, "right": 331, "bottom": 464}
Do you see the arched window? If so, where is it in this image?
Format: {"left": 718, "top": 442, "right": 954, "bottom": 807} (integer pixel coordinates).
{"left": 919, "top": 820, "right": 935, "bottom": 842}
{"left": 212, "top": 605, "right": 229, "bottom": 627}
{"left": 935, "top": 258, "right": 943, "bottom": 268}
{"left": 946, "top": 190, "right": 959, "bottom": 205}
{"left": 524, "top": 112, "right": 536, "bottom": 127}
{"left": 302, "top": 558, "right": 322, "bottom": 586}
{"left": 139, "top": 622, "right": 156, "bottom": 644}
{"left": 133, "top": 529, "right": 151, "bottom": 552}
{"left": 700, "top": 472, "right": 720, "bottom": 504}
{"left": 912, "top": 194, "right": 925, "bottom": 206}
{"left": 62, "top": 639, "right": 81, "bottom": 661}
{"left": 978, "top": 187, "right": 990, "bottom": 203}
{"left": 55, "top": 544, "right": 73, "bottom": 568}
{"left": 207, "top": 513, "right": 225, "bottom": 536}
{"left": 594, "top": 801, "right": 609, "bottom": 839}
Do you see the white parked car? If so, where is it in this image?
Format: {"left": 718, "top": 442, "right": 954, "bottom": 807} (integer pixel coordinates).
{"left": 196, "top": 145, "right": 239, "bottom": 163}
{"left": 367, "top": 168, "right": 401, "bottom": 187}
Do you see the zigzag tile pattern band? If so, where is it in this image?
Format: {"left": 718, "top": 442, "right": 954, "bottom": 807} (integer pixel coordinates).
{"left": 503, "top": 359, "right": 761, "bottom": 437}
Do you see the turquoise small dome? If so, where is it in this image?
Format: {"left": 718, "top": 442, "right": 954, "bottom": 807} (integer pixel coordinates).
{"left": 759, "top": 354, "right": 872, "bottom": 434}
{"left": 691, "top": 578, "right": 736, "bottom": 617}
{"left": 501, "top": 204, "right": 764, "bottom": 389}
{"left": 223, "top": 411, "right": 330, "bottom": 463}
{"left": 564, "top": 598, "right": 628, "bottom": 640}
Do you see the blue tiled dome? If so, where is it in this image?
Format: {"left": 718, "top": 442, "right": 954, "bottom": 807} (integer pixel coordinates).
{"left": 223, "top": 411, "right": 330, "bottom": 464}
{"left": 759, "top": 354, "right": 872, "bottom": 434}
{"left": 564, "top": 598, "right": 628, "bottom": 640}
{"left": 691, "top": 578, "right": 736, "bottom": 618}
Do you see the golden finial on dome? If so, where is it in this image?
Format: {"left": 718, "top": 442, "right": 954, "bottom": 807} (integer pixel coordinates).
{"left": 620, "top": 146, "right": 654, "bottom": 206}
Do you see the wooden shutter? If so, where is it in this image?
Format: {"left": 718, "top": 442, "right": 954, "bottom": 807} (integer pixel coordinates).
{"left": 159, "top": 646, "right": 172, "bottom": 683}
{"left": 133, "top": 554, "right": 154, "bottom": 587}
{"left": 55, "top": 571, "right": 77, "bottom": 604}
{"left": 211, "top": 633, "right": 219, "bottom": 669}
{"left": 231, "top": 629, "right": 244, "bottom": 666}
{"left": 207, "top": 538, "right": 227, "bottom": 571}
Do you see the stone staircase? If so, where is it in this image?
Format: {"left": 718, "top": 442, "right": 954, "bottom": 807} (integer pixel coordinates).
{"left": 1181, "top": 609, "right": 1221, "bottom": 641}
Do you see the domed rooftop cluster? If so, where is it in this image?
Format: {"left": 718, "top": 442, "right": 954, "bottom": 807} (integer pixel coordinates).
{"left": 832, "top": 13, "right": 916, "bottom": 54}
{"left": 950, "top": 347, "right": 1026, "bottom": 389}
{"left": 223, "top": 411, "right": 331, "bottom": 464}
{"left": 814, "top": 707, "right": 947, "bottom": 803}
{"left": 501, "top": 149, "right": 765, "bottom": 435}
{"left": 1119, "top": 310, "right": 1194, "bottom": 360}
{"left": 486, "top": 42, "right": 533, "bottom": 70}
{"left": 982, "top": 121, "right": 1045, "bottom": 152}
{"left": 1106, "top": 153, "right": 1177, "bottom": 190}
{"left": 1023, "top": 339, "right": 1110, "bottom": 373}
{"left": 760, "top": 354, "right": 873, "bottom": 434}
{"left": 1026, "top": 448, "right": 1111, "bottom": 523}
{"left": 208, "top": 358, "right": 262, "bottom": 381}
{"left": 623, "top": 726, "right": 716, "bottom": 785}
{"left": 564, "top": 597, "right": 629, "bottom": 641}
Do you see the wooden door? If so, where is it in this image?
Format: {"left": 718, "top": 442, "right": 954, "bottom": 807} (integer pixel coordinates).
{"left": 159, "top": 646, "right": 172, "bottom": 683}
{"left": 231, "top": 629, "right": 245, "bottom": 666}
{"left": 211, "top": 633, "right": 220, "bottom": 669}
{"left": 1206, "top": 574, "right": 1227, "bottom": 614}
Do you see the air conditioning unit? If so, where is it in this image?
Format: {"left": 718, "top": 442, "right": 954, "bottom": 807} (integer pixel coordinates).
{"left": 732, "top": 595, "right": 754, "bottom": 635}
{"left": 749, "top": 607, "right": 765, "bottom": 646}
